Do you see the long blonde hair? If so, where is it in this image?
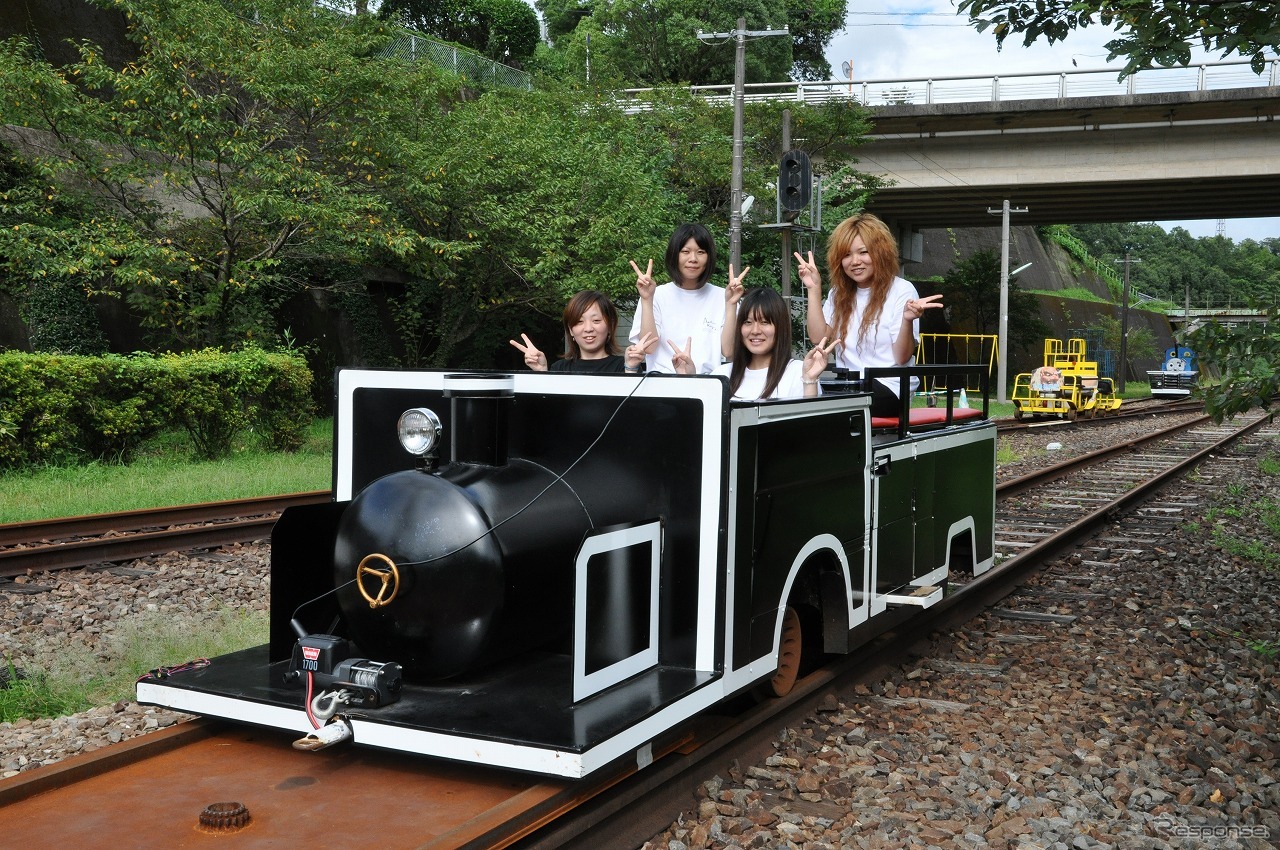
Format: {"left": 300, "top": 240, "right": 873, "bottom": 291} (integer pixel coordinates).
{"left": 825, "top": 214, "right": 900, "bottom": 349}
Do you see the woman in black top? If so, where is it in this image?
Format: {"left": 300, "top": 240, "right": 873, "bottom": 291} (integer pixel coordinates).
{"left": 510, "top": 290, "right": 654, "bottom": 374}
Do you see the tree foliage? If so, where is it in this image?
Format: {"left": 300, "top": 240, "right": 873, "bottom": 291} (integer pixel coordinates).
{"left": 1188, "top": 309, "right": 1280, "bottom": 423}
{"left": 1066, "top": 222, "right": 1280, "bottom": 311}
{"left": 533, "top": 0, "right": 848, "bottom": 85}
{"left": 392, "top": 86, "right": 686, "bottom": 366}
{"left": 1087, "top": 313, "right": 1158, "bottom": 368}
{"left": 936, "top": 247, "right": 1048, "bottom": 356}
{"left": 0, "top": 0, "right": 463, "bottom": 350}
{"left": 0, "top": 139, "right": 112, "bottom": 353}
{"left": 378, "top": 0, "right": 540, "bottom": 62}
{"left": 956, "top": 0, "right": 1280, "bottom": 77}
{"left": 400, "top": 86, "right": 880, "bottom": 366}
{"left": 0, "top": 0, "right": 881, "bottom": 371}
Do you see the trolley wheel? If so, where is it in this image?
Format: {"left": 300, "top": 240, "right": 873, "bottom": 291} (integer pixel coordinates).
{"left": 763, "top": 606, "right": 803, "bottom": 698}
{"left": 1063, "top": 407, "right": 1078, "bottom": 422}
{"left": 1013, "top": 405, "right": 1024, "bottom": 421}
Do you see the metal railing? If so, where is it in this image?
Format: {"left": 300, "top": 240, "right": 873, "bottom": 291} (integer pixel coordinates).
{"left": 617, "top": 58, "right": 1279, "bottom": 112}
{"left": 312, "top": 0, "right": 530, "bottom": 90}
{"left": 379, "top": 31, "right": 531, "bottom": 89}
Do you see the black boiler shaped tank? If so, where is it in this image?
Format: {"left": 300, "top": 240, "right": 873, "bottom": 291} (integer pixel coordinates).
{"left": 332, "top": 374, "right": 592, "bottom": 679}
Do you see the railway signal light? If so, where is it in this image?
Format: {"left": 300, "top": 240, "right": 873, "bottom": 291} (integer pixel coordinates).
{"left": 779, "top": 149, "right": 811, "bottom": 219}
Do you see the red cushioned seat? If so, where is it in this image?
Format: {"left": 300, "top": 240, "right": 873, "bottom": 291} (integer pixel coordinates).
{"left": 870, "top": 406, "right": 985, "bottom": 430}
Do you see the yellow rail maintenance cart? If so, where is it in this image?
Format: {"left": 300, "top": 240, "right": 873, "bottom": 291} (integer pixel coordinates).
{"left": 1011, "top": 338, "right": 1121, "bottom": 421}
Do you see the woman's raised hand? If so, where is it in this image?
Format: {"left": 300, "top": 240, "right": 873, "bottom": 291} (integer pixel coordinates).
{"left": 725, "top": 263, "right": 750, "bottom": 305}
{"left": 904, "top": 293, "right": 944, "bottom": 320}
{"left": 508, "top": 333, "right": 548, "bottom": 371}
{"left": 804, "top": 336, "right": 838, "bottom": 383}
{"left": 630, "top": 258, "right": 656, "bottom": 301}
{"left": 627, "top": 331, "right": 658, "bottom": 368}
{"left": 794, "top": 251, "right": 821, "bottom": 294}
{"left": 668, "top": 336, "right": 695, "bottom": 375}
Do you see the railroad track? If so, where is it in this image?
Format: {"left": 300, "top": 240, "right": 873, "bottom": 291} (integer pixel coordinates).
{"left": 0, "top": 411, "right": 1270, "bottom": 849}
{"left": 0, "top": 396, "right": 1203, "bottom": 574}
{"left": 518, "top": 409, "right": 1276, "bottom": 849}
{"left": 0, "top": 492, "right": 330, "bottom": 578}
{"left": 993, "top": 396, "right": 1204, "bottom": 432}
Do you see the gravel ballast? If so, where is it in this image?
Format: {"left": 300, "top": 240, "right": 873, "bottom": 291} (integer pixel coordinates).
{"left": 2, "top": 414, "right": 1276, "bottom": 850}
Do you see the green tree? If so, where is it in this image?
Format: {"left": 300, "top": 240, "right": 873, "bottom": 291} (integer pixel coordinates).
{"left": 936, "top": 247, "right": 1048, "bottom": 355}
{"left": 392, "top": 85, "right": 689, "bottom": 366}
{"left": 534, "top": 0, "right": 847, "bottom": 85}
{"left": 1088, "top": 313, "right": 1158, "bottom": 370}
{"left": 0, "top": 140, "right": 112, "bottom": 353}
{"left": 1066, "top": 222, "right": 1280, "bottom": 310}
{"left": 1, "top": 0, "right": 879, "bottom": 371}
{"left": 0, "top": 0, "right": 463, "bottom": 350}
{"left": 1188, "top": 311, "right": 1280, "bottom": 422}
{"left": 956, "top": 0, "right": 1280, "bottom": 77}
{"left": 393, "top": 85, "right": 881, "bottom": 367}
{"left": 379, "top": 0, "right": 540, "bottom": 62}
{"left": 785, "top": 0, "right": 847, "bottom": 81}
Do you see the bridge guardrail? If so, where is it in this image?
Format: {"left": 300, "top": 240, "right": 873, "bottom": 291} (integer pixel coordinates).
{"left": 618, "top": 58, "right": 1280, "bottom": 112}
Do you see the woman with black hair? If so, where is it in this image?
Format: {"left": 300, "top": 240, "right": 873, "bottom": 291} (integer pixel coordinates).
{"left": 673, "top": 287, "right": 834, "bottom": 400}
{"left": 627, "top": 223, "right": 748, "bottom": 374}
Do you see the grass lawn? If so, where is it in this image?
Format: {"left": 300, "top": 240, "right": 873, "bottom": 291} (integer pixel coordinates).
{"left": 3, "top": 382, "right": 1153, "bottom": 526}
{"left": 0, "top": 420, "right": 332, "bottom": 720}
{"left": 0, "top": 418, "right": 334, "bottom": 524}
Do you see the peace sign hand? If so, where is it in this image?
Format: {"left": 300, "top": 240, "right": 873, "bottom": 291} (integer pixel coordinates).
{"left": 725, "top": 263, "right": 750, "bottom": 306}
{"left": 804, "top": 336, "right": 839, "bottom": 382}
{"left": 627, "top": 331, "right": 657, "bottom": 369}
{"left": 904, "top": 293, "right": 944, "bottom": 320}
{"left": 630, "top": 258, "right": 656, "bottom": 301}
{"left": 668, "top": 337, "right": 695, "bottom": 375}
{"left": 508, "top": 333, "right": 548, "bottom": 371}
{"left": 794, "top": 251, "right": 821, "bottom": 294}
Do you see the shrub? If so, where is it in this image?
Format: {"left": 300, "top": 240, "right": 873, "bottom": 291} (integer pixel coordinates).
{"left": 0, "top": 348, "right": 312, "bottom": 466}
{"left": 0, "top": 353, "right": 100, "bottom": 466}
{"left": 161, "top": 347, "right": 314, "bottom": 460}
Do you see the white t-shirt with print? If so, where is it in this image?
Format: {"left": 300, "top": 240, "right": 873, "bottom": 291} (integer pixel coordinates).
{"left": 629, "top": 281, "right": 725, "bottom": 374}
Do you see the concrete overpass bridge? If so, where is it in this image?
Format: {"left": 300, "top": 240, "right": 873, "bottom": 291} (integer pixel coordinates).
{"left": 621, "top": 59, "right": 1280, "bottom": 231}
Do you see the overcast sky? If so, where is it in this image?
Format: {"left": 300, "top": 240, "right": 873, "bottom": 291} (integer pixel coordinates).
{"left": 822, "top": 2, "right": 1280, "bottom": 243}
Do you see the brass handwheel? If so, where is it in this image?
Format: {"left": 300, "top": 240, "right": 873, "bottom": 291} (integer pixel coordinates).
{"left": 356, "top": 553, "right": 400, "bottom": 609}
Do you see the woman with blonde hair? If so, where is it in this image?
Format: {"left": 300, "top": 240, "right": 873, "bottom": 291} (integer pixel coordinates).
{"left": 796, "top": 213, "right": 942, "bottom": 416}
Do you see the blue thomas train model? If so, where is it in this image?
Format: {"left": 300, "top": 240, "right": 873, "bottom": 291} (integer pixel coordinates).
{"left": 1147, "top": 346, "right": 1198, "bottom": 399}
{"left": 137, "top": 365, "right": 995, "bottom": 779}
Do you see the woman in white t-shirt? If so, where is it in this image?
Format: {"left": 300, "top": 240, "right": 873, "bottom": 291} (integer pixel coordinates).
{"left": 673, "top": 288, "right": 834, "bottom": 401}
{"left": 628, "top": 223, "right": 748, "bottom": 374}
{"left": 796, "top": 213, "right": 942, "bottom": 417}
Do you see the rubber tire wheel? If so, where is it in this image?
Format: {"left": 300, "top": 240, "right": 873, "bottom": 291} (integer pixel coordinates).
{"left": 764, "top": 606, "right": 803, "bottom": 698}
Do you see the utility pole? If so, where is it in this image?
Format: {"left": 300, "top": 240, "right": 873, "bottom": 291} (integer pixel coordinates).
{"left": 780, "top": 110, "right": 791, "bottom": 296}
{"left": 698, "top": 19, "right": 788, "bottom": 273}
{"left": 986, "top": 200, "right": 1027, "bottom": 404}
{"left": 1114, "top": 250, "right": 1142, "bottom": 393}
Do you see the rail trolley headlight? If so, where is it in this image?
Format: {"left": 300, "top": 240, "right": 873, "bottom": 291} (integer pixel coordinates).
{"left": 397, "top": 407, "right": 443, "bottom": 457}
